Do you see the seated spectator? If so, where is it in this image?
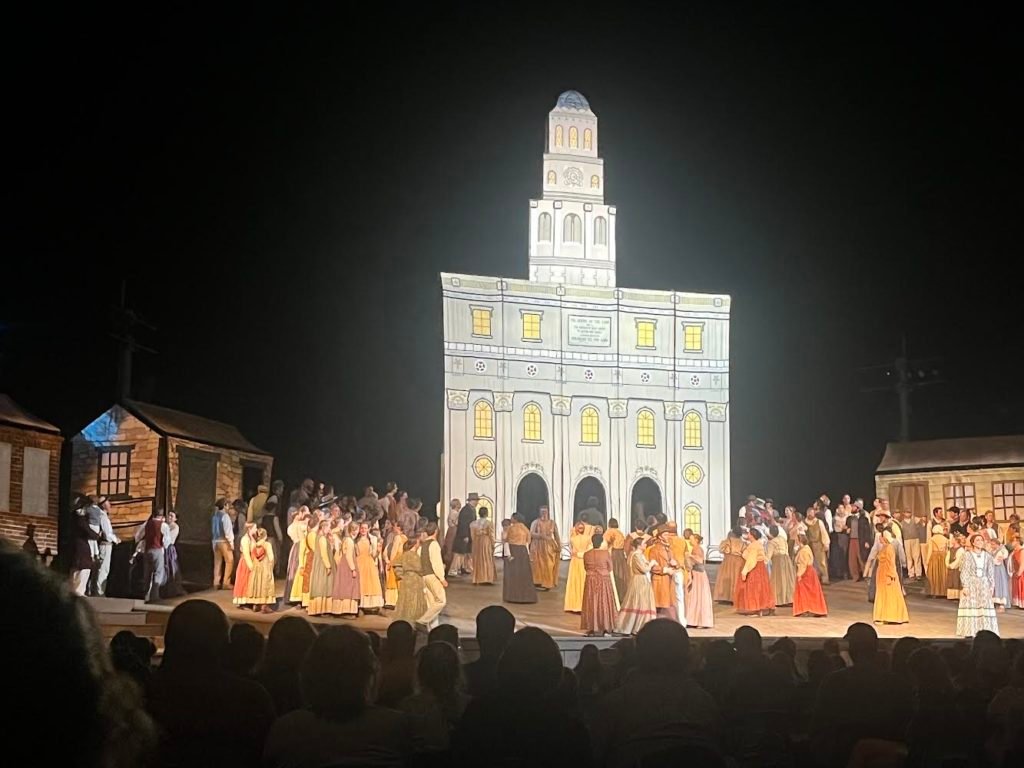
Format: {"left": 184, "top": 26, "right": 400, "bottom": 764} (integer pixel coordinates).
{"left": 224, "top": 621, "right": 266, "bottom": 678}
{"left": 463, "top": 605, "right": 515, "bottom": 698}
{"left": 429, "top": 623, "right": 460, "bottom": 650}
{"left": 109, "top": 630, "right": 156, "bottom": 693}
{"left": 400, "top": 640, "right": 469, "bottom": 753}
{"left": 264, "top": 626, "right": 411, "bottom": 768}
{"left": 378, "top": 620, "right": 417, "bottom": 707}
{"left": 255, "top": 616, "right": 317, "bottom": 717}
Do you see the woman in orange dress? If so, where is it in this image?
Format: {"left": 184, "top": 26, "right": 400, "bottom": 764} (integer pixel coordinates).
{"left": 1010, "top": 536, "right": 1024, "bottom": 609}
{"left": 872, "top": 531, "right": 909, "bottom": 624}
{"left": 382, "top": 522, "right": 407, "bottom": 608}
{"left": 734, "top": 528, "right": 775, "bottom": 616}
{"left": 793, "top": 533, "right": 828, "bottom": 617}
{"left": 354, "top": 522, "right": 384, "bottom": 613}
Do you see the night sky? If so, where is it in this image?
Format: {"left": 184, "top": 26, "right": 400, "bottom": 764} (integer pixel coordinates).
{"left": 4, "top": 5, "right": 1021, "bottom": 513}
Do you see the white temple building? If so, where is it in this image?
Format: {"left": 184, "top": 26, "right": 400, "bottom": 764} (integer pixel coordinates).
{"left": 441, "top": 90, "right": 732, "bottom": 556}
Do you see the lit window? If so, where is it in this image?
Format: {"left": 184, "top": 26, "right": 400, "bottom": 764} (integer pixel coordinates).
{"left": 522, "top": 312, "right": 541, "bottom": 341}
{"left": 98, "top": 447, "right": 132, "bottom": 498}
{"left": 683, "top": 463, "right": 704, "bottom": 486}
{"left": 595, "top": 216, "right": 607, "bottom": 245}
{"left": 471, "top": 307, "right": 492, "bottom": 337}
{"left": 547, "top": 169, "right": 557, "bottom": 185}
{"left": 474, "top": 401, "right": 494, "bottom": 439}
{"left": 563, "top": 214, "right": 582, "bottom": 244}
{"left": 683, "top": 323, "right": 704, "bottom": 352}
{"left": 569, "top": 126, "right": 579, "bottom": 148}
{"left": 538, "top": 212, "right": 552, "bottom": 241}
{"left": 993, "top": 482, "right": 1024, "bottom": 517}
{"left": 584, "top": 128, "right": 592, "bottom": 149}
{"left": 685, "top": 504, "right": 702, "bottom": 534}
{"left": 590, "top": 174, "right": 600, "bottom": 189}
{"left": 523, "top": 403, "right": 542, "bottom": 441}
{"left": 581, "top": 406, "right": 600, "bottom": 445}
{"left": 683, "top": 411, "right": 702, "bottom": 449}
{"left": 635, "top": 319, "right": 655, "bottom": 349}
{"left": 637, "top": 409, "right": 655, "bottom": 447}
{"left": 555, "top": 125, "right": 563, "bottom": 147}
{"left": 943, "top": 483, "right": 975, "bottom": 510}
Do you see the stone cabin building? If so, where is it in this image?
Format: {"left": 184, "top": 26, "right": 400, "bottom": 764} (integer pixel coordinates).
{"left": 71, "top": 399, "right": 272, "bottom": 582}
{"left": 0, "top": 394, "right": 63, "bottom": 554}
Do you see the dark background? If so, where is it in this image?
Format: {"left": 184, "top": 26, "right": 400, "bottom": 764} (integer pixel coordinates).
{"left": 3, "top": 4, "right": 1021, "bottom": 513}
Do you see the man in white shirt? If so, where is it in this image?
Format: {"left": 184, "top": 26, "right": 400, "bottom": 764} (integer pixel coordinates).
{"left": 418, "top": 522, "right": 448, "bottom": 630}
{"left": 95, "top": 496, "right": 120, "bottom": 596}
{"left": 211, "top": 498, "right": 235, "bottom": 589}
{"left": 818, "top": 494, "right": 834, "bottom": 533}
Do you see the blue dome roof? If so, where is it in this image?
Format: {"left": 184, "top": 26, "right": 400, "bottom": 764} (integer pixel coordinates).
{"left": 555, "top": 90, "right": 590, "bottom": 110}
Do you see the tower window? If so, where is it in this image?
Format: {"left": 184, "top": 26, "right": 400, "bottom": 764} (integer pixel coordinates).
{"left": 685, "top": 504, "right": 702, "bottom": 534}
{"left": 555, "top": 125, "right": 563, "bottom": 147}
{"left": 471, "top": 307, "right": 492, "bottom": 337}
{"left": 563, "top": 214, "right": 582, "bottom": 244}
{"left": 591, "top": 175, "right": 600, "bottom": 189}
{"left": 584, "top": 128, "right": 593, "bottom": 150}
{"left": 474, "top": 401, "right": 494, "bottom": 439}
{"left": 521, "top": 312, "right": 541, "bottom": 341}
{"left": 684, "top": 411, "right": 702, "bottom": 449}
{"left": 538, "top": 212, "right": 552, "bottom": 241}
{"left": 569, "top": 126, "right": 579, "bottom": 148}
{"left": 635, "top": 319, "right": 655, "bottom": 349}
{"left": 581, "top": 406, "right": 600, "bottom": 445}
{"left": 637, "top": 409, "right": 655, "bottom": 447}
{"left": 546, "top": 169, "right": 557, "bottom": 185}
{"left": 523, "top": 403, "right": 542, "bottom": 441}
{"left": 594, "top": 216, "right": 607, "bottom": 246}
{"left": 683, "top": 323, "right": 704, "bottom": 352}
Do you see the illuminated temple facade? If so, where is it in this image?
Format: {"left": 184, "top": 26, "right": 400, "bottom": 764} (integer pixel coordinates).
{"left": 441, "top": 90, "right": 732, "bottom": 556}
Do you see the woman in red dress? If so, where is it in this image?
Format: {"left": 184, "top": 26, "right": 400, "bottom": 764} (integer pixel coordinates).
{"left": 1010, "top": 535, "right": 1024, "bottom": 609}
{"left": 734, "top": 528, "right": 775, "bottom": 616}
{"left": 793, "top": 533, "right": 828, "bottom": 617}
{"left": 581, "top": 533, "right": 618, "bottom": 636}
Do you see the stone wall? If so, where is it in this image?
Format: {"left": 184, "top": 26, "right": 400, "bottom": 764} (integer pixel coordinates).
{"left": 0, "top": 425, "right": 63, "bottom": 553}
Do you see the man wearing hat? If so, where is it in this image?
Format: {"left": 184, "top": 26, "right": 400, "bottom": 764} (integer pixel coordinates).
{"left": 848, "top": 499, "right": 874, "bottom": 581}
{"left": 647, "top": 523, "right": 686, "bottom": 625}
{"left": 247, "top": 483, "right": 269, "bottom": 524}
{"left": 451, "top": 492, "right": 479, "bottom": 576}
{"left": 737, "top": 495, "right": 757, "bottom": 529}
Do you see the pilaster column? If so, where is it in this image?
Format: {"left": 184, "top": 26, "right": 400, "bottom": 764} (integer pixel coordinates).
{"left": 706, "top": 403, "right": 729, "bottom": 558}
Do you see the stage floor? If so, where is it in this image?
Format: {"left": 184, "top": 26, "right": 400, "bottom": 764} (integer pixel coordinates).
{"left": 156, "top": 560, "right": 1024, "bottom": 641}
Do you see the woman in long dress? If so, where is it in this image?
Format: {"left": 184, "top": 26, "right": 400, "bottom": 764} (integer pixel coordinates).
{"left": 956, "top": 533, "right": 999, "bottom": 637}
{"left": 299, "top": 519, "right": 318, "bottom": 607}
{"left": 355, "top": 522, "right": 384, "bottom": 613}
{"left": 767, "top": 525, "right": 795, "bottom": 607}
{"left": 685, "top": 535, "right": 715, "bottom": 629}
{"left": 946, "top": 536, "right": 965, "bottom": 600}
{"left": 793, "top": 533, "right": 828, "bottom": 617}
{"left": 331, "top": 522, "right": 360, "bottom": 617}
{"left": 923, "top": 525, "right": 949, "bottom": 597}
{"left": 604, "top": 519, "right": 629, "bottom": 598}
{"left": 233, "top": 522, "right": 257, "bottom": 607}
{"left": 470, "top": 508, "right": 496, "bottom": 585}
{"left": 1011, "top": 537, "right": 1024, "bottom": 609}
{"left": 713, "top": 528, "right": 745, "bottom": 603}
{"left": 247, "top": 528, "right": 277, "bottom": 613}
{"left": 306, "top": 520, "right": 334, "bottom": 617}
{"left": 393, "top": 537, "right": 427, "bottom": 623}
{"left": 734, "top": 528, "right": 775, "bottom": 616}
{"left": 383, "top": 523, "right": 407, "bottom": 608}
{"left": 503, "top": 514, "right": 537, "bottom": 604}
{"left": 161, "top": 511, "right": 185, "bottom": 599}
{"left": 529, "top": 508, "right": 560, "bottom": 590}
{"left": 285, "top": 507, "right": 310, "bottom": 604}
{"left": 581, "top": 534, "right": 617, "bottom": 636}
{"left": 615, "top": 537, "right": 657, "bottom": 635}
{"left": 564, "top": 522, "right": 591, "bottom": 613}
{"left": 872, "top": 532, "right": 909, "bottom": 624}
{"left": 441, "top": 500, "right": 460, "bottom": 575}
{"left": 988, "top": 532, "right": 1010, "bottom": 611}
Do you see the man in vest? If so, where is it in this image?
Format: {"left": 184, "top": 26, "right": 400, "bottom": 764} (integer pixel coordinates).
{"left": 418, "top": 521, "right": 448, "bottom": 631}
{"left": 134, "top": 508, "right": 170, "bottom": 603}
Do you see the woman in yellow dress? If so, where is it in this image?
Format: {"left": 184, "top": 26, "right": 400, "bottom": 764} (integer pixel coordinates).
{"left": 529, "top": 507, "right": 560, "bottom": 590}
{"left": 355, "top": 522, "right": 384, "bottom": 613}
{"left": 563, "top": 522, "right": 592, "bottom": 613}
{"left": 382, "top": 523, "right": 407, "bottom": 608}
{"left": 872, "top": 531, "right": 909, "bottom": 624}
{"left": 470, "top": 507, "right": 496, "bottom": 585}
{"left": 286, "top": 507, "right": 311, "bottom": 604}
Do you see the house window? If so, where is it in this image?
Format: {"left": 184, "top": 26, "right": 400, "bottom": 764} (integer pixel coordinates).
{"left": 547, "top": 169, "right": 557, "bottom": 185}
{"left": 471, "top": 307, "right": 492, "bottom": 337}
{"left": 563, "top": 214, "right": 582, "bottom": 244}
{"left": 591, "top": 174, "right": 600, "bottom": 189}
{"left": 23, "top": 446, "right": 51, "bottom": 516}
{"left": 522, "top": 312, "right": 542, "bottom": 341}
{"left": 581, "top": 406, "right": 600, "bottom": 445}
{"left": 474, "top": 401, "right": 494, "bottom": 439}
{"left": 594, "top": 216, "right": 607, "bottom": 245}
{"left": 523, "top": 403, "right": 542, "bottom": 441}
{"left": 683, "top": 323, "right": 704, "bottom": 352}
{"left": 584, "top": 128, "right": 593, "bottom": 149}
{"left": 635, "top": 319, "right": 655, "bottom": 349}
{"left": 637, "top": 409, "right": 655, "bottom": 447}
{"left": 684, "top": 504, "right": 702, "bottom": 534}
{"left": 992, "top": 481, "right": 1024, "bottom": 518}
{"left": 569, "top": 126, "right": 579, "bottom": 148}
{"left": 555, "top": 125, "right": 563, "bottom": 147}
{"left": 538, "top": 212, "right": 552, "bottom": 241}
{"left": 683, "top": 411, "right": 702, "bottom": 449}
{"left": 0, "top": 442, "right": 11, "bottom": 512}
{"left": 98, "top": 447, "right": 131, "bottom": 499}
{"left": 943, "top": 483, "right": 976, "bottom": 510}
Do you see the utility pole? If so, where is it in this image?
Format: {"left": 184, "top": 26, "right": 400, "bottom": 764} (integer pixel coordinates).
{"left": 860, "top": 334, "right": 943, "bottom": 442}
{"left": 110, "top": 281, "right": 157, "bottom": 402}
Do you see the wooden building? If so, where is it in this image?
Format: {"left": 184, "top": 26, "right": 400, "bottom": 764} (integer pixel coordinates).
{"left": 71, "top": 399, "right": 272, "bottom": 582}
{"left": 0, "top": 394, "right": 63, "bottom": 554}
{"left": 875, "top": 435, "right": 1024, "bottom": 523}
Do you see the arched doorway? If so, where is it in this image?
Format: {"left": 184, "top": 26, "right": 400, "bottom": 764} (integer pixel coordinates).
{"left": 573, "top": 476, "right": 606, "bottom": 526}
{"left": 515, "top": 472, "right": 549, "bottom": 527}
{"left": 630, "top": 477, "right": 663, "bottom": 530}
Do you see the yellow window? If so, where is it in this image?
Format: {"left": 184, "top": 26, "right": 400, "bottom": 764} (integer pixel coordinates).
{"left": 522, "top": 312, "right": 541, "bottom": 341}
{"left": 590, "top": 174, "right": 600, "bottom": 189}
{"left": 683, "top": 463, "right": 704, "bottom": 486}
{"left": 523, "top": 403, "right": 542, "bottom": 441}
{"left": 684, "top": 323, "right": 704, "bottom": 352}
{"left": 636, "top": 320, "right": 655, "bottom": 349}
{"left": 584, "top": 128, "right": 592, "bottom": 149}
{"left": 581, "top": 406, "right": 600, "bottom": 444}
{"left": 547, "top": 169, "right": 557, "bottom": 185}
{"left": 569, "top": 126, "right": 579, "bottom": 148}
{"left": 637, "top": 409, "right": 655, "bottom": 447}
{"left": 471, "top": 307, "right": 492, "bottom": 337}
{"left": 474, "top": 401, "right": 493, "bottom": 439}
{"left": 685, "top": 504, "right": 702, "bottom": 534}
{"left": 683, "top": 411, "right": 702, "bottom": 448}
{"left": 555, "top": 125, "right": 563, "bottom": 147}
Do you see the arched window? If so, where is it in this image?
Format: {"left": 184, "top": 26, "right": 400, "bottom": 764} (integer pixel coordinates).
{"left": 569, "top": 126, "right": 579, "bottom": 148}
{"left": 581, "top": 406, "right": 600, "bottom": 444}
{"left": 683, "top": 411, "right": 702, "bottom": 449}
{"left": 590, "top": 174, "right": 600, "bottom": 189}
{"left": 684, "top": 504, "right": 702, "bottom": 534}
{"left": 538, "top": 212, "right": 552, "bottom": 242}
{"left": 474, "top": 401, "right": 494, "bottom": 439}
{"left": 546, "top": 169, "right": 557, "bottom": 185}
{"left": 555, "top": 125, "right": 563, "bottom": 147}
{"left": 563, "top": 213, "right": 582, "bottom": 244}
{"left": 584, "top": 128, "right": 592, "bottom": 149}
{"left": 594, "top": 216, "right": 607, "bottom": 246}
{"left": 523, "top": 403, "right": 542, "bottom": 441}
{"left": 637, "top": 409, "right": 655, "bottom": 447}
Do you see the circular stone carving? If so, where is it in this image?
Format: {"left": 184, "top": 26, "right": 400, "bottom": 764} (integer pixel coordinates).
{"left": 683, "top": 462, "right": 704, "bottom": 486}
{"left": 473, "top": 455, "right": 495, "bottom": 479}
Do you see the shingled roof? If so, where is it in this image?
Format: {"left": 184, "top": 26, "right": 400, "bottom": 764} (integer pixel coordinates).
{"left": 0, "top": 394, "right": 60, "bottom": 434}
{"left": 876, "top": 435, "right": 1024, "bottom": 474}
{"left": 123, "top": 399, "right": 270, "bottom": 456}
